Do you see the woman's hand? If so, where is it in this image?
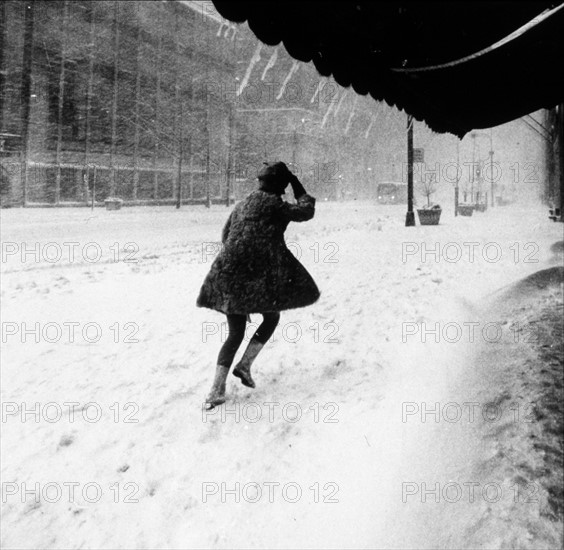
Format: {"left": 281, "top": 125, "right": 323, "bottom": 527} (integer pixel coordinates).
{"left": 288, "top": 172, "right": 307, "bottom": 199}
{"left": 278, "top": 164, "right": 305, "bottom": 198}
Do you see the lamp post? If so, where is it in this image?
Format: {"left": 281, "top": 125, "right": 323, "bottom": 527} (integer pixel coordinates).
{"left": 405, "top": 114, "right": 415, "bottom": 226}
{"left": 226, "top": 103, "right": 235, "bottom": 207}
{"left": 205, "top": 88, "right": 211, "bottom": 208}
{"left": 226, "top": 75, "right": 239, "bottom": 207}
{"left": 489, "top": 128, "right": 495, "bottom": 207}
{"left": 470, "top": 131, "right": 476, "bottom": 202}
{"left": 292, "top": 126, "right": 297, "bottom": 166}
{"left": 469, "top": 131, "right": 491, "bottom": 206}
{"left": 455, "top": 140, "right": 460, "bottom": 216}
{"left": 292, "top": 116, "right": 309, "bottom": 171}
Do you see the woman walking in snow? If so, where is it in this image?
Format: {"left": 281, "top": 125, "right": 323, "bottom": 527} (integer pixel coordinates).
{"left": 197, "top": 161, "right": 320, "bottom": 408}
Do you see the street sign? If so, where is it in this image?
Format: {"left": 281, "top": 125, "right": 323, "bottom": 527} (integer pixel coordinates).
{"left": 413, "top": 148, "right": 424, "bottom": 163}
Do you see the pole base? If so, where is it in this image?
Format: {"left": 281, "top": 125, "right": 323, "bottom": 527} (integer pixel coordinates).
{"left": 405, "top": 211, "right": 416, "bottom": 227}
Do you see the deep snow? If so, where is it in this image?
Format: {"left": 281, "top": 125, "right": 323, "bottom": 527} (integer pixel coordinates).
{"left": 1, "top": 200, "right": 562, "bottom": 549}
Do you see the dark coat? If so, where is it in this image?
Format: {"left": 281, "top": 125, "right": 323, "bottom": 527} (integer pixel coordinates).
{"left": 196, "top": 190, "right": 320, "bottom": 314}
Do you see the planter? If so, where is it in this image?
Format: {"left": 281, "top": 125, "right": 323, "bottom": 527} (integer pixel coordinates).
{"left": 104, "top": 198, "right": 123, "bottom": 211}
{"left": 457, "top": 205, "right": 474, "bottom": 217}
{"left": 474, "top": 202, "right": 487, "bottom": 212}
{"left": 417, "top": 207, "right": 442, "bottom": 225}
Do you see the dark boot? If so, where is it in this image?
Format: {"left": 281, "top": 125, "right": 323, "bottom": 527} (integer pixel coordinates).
{"left": 232, "top": 339, "right": 264, "bottom": 388}
{"left": 205, "top": 364, "right": 230, "bottom": 409}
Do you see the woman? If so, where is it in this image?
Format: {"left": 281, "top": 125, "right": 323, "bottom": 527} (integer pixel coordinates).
{"left": 197, "top": 161, "right": 320, "bottom": 408}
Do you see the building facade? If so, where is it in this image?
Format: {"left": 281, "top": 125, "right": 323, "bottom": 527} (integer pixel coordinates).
{"left": 0, "top": 0, "right": 407, "bottom": 207}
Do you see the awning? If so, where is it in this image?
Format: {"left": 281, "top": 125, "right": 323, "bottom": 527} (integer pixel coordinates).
{"left": 212, "top": 1, "right": 564, "bottom": 138}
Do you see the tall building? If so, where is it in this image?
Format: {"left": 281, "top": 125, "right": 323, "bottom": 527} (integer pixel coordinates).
{"left": 0, "top": 0, "right": 407, "bottom": 207}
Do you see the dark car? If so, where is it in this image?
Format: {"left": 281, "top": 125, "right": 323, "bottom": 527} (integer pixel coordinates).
{"left": 376, "top": 181, "right": 408, "bottom": 204}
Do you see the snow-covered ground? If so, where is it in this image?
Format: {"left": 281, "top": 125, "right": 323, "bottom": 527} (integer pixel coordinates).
{"left": 1, "top": 200, "right": 562, "bottom": 549}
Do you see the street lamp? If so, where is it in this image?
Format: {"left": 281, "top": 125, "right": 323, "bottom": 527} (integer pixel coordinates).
{"left": 292, "top": 117, "right": 309, "bottom": 172}
{"left": 470, "top": 131, "right": 490, "bottom": 207}
{"left": 470, "top": 131, "right": 477, "bottom": 202}
{"left": 405, "top": 114, "right": 415, "bottom": 227}
{"left": 489, "top": 128, "right": 495, "bottom": 207}
{"left": 225, "top": 75, "right": 240, "bottom": 207}
{"left": 455, "top": 140, "right": 460, "bottom": 216}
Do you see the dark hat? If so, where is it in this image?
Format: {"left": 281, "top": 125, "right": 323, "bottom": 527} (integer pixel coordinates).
{"left": 257, "top": 161, "right": 289, "bottom": 183}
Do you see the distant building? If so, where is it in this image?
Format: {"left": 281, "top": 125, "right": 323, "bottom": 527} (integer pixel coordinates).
{"left": 0, "top": 0, "right": 405, "bottom": 207}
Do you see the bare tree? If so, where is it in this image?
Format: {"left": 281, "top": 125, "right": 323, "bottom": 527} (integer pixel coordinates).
{"left": 418, "top": 172, "right": 437, "bottom": 207}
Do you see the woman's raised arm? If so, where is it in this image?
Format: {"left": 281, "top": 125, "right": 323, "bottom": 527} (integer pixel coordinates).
{"left": 279, "top": 174, "right": 316, "bottom": 222}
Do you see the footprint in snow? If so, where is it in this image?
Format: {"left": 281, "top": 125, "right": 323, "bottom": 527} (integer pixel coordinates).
{"left": 58, "top": 434, "right": 74, "bottom": 448}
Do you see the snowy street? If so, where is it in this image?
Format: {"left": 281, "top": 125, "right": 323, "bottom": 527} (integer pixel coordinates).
{"left": 2, "top": 0, "right": 563, "bottom": 547}
{"left": 1, "top": 201, "right": 562, "bottom": 549}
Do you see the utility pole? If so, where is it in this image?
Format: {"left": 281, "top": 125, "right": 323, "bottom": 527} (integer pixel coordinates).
{"left": 176, "top": 94, "right": 183, "bottom": 209}
{"left": 560, "top": 103, "right": 564, "bottom": 218}
{"left": 405, "top": 114, "right": 415, "bottom": 226}
{"left": 91, "top": 165, "right": 96, "bottom": 211}
{"left": 132, "top": 2, "right": 141, "bottom": 202}
{"left": 205, "top": 92, "right": 211, "bottom": 208}
{"left": 174, "top": 12, "right": 182, "bottom": 209}
{"left": 226, "top": 103, "right": 234, "bottom": 207}
{"left": 152, "top": 10, "right": 163, "bottom": 200}
{"left": 292, "top": 125, "right": 297, "bottom": 167}
{"left": 20, "top": 0, "right": 35, "bottom": 207}
{"left": 84, "top": 2, "right": 95, "bottom": 204}
{"left": 455, "top": 140, "right": 460, "bottom": 216}
{"left": 109, "top": 0, "right": 119, "bottom": 197}
{"left": 55, "top": 0, "right": 68, "bottom": 205}
{"left": 489, "top": 128, "right": 494, "bottom": 207}
{"left": 470, "top": 131, "right": 476, "bottom": 203}
{"left": 0, "top": 1, "right": 6, "bottom": 132}
{"left": 204, "top": 18, "right": 211, "bottom": 208}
